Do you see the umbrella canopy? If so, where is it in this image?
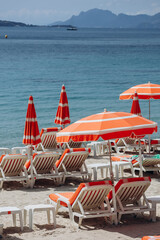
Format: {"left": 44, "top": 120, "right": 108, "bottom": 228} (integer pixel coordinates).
{"left": 130, "top": 91, "right": 142, "bottom": 116}
{"left": 23, "top": 95, "right": 41, "bottom": 145}
{"left": 55, "top": 85, "right": 71, "bottom": 128}
{"left": 120, "top": 82, "right": 160, "bottom": 100}
{"left": 56, "top": 111, "right": 157, "bottom": 144}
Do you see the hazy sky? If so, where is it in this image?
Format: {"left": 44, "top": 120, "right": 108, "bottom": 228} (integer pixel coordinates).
{"left": 0, "top": 0, "right": 160, "bottom": 25}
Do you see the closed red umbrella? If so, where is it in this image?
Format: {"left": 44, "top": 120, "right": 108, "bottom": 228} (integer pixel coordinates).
{"left": 55, "top": 85, "right": 71, "bottom": 128}
{"left": 23, "top": 96, "right": 41, "bottom": 185}
{"left": 130, "top": 91, "right": 142, "bottom": 116}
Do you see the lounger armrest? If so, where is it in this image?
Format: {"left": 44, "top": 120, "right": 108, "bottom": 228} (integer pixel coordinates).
{"left": 57, "top": 196, "right": 70, "bottom": 205}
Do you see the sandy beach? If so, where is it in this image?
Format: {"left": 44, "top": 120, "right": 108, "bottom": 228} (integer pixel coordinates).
{"left": 0, "top": 154, "right": 160, "bottom": 240}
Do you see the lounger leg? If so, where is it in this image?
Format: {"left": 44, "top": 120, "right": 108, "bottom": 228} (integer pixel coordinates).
{"left": 130, "top": 163, "right": 135, "bottom": 177}
{"left": 78, "top": 217, "right": 83, "bottom": 227}
{"left": 0, "top": 181, "right": 3, "bottom": 189}
{"left": 56, "top": 201, "right": 61, "bottom": 214}
{"left": 68, "top": 205, "right": 74, "bottom": 223}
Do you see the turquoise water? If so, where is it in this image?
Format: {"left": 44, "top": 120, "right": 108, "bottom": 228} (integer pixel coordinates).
{"left": 0, "top": 27, "right": 160, "bottom": 148}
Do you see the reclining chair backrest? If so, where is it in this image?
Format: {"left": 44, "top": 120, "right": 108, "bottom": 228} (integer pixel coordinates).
{"left": 39, "top": 127, "right": 62, "bottom": 150}
{"left": 70, "top": 180, "right": 113, "bottom": 211}
{"left": 25, "top": 152, "right": 60, "bottom": 174}
{"left": 0, "top": 154, "right": 28, "bottom": 177}
{"left": 56, "top": 148, "right": 91, "bottom": 172}
{"left": 108, "top": 177, "right": 151, "bottom": 205}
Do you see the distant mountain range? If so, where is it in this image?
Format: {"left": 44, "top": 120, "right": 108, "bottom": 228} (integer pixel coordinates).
{"left": 52, "top": 8, "right": 160, "bottom": 28}
{"left": 1, "top": 9, "right": 160, "bottom": 28}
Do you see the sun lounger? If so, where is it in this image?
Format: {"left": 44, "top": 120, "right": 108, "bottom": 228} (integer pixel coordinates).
{"left": 55, "top": 148, "right": 91, "bottom": 182}
{"left": 108, "top": 177, "right": 154, "bottom": 222}
{"left": 0, "top": 154, "right": 28, "bottom": 189}
{"left": 142, "top": 139, "right": 160, "bottom": 153}
{"left": 112, "top": 154, "right": 160, "bottom": 174}
{"left": 35, "top": 127, "right": 62, "bottom": 152}
{"left": 24, "top": 152, "right": 62, "bottom": 187}
{"left": 48, "top": 180, "right": 117, "bottom": 226}
{"left": 111, "top": 138, "right": 144, "bottom": 154}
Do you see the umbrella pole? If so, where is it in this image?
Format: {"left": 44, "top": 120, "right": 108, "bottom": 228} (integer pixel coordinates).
{"left": 28, "top": 145, "right": 34, "bottom": 185}
{"left": 108, "top": 140, "right": 114, "bottom": 184}
{"left": 138, "top": 139, "right": 143, "bottom": 177}
{"left": 149, "top": 99, "right": 150, "bottom": 120}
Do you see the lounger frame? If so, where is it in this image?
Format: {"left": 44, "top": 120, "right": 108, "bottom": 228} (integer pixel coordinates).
{"left": 25, "top": 152, "right": 63, "bottom": 187}
{"left": 0, "top": 154, "right": 28, "bottom": 189}
{"left": 111, "top": 179, "right": 155, "bottom": 221}
{"left": 57, "top": 150, "right": 91, "bottom": 182}
{"left": 49, "top": 183, "right": 117, "bottom": 226}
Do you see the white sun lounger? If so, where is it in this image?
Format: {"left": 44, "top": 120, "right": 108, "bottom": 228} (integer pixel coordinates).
{"left": 49, "top": 180, "right": 117, "bottom": 226}
{"left": 0, "top": 154, "right": 28, "bottom": 189}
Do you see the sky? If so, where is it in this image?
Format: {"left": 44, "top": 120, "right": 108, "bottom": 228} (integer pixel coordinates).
{"left": 0, "top": 0, "right": 160, "bottom": 25}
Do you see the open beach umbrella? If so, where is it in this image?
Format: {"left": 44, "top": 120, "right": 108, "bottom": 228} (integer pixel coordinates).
{"left": 55, "top": 85, "right": 71, "bottom": 128}
{"left": 120, "top": 82, "right": 160, "bottom": 119}
{"left": 130, "top": 91, "right": 142, "bottom": 116}
{"left": 23, "top": 96, "right": 41, "bottom": 183}
{"left": 56, "top": 110, "right": 157, "bottom": 182}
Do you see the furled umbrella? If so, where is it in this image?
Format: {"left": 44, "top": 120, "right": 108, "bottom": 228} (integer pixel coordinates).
{"left": 23, "top": 96, "right": 41, "bottom": 186}
{"left": 55, "top": 85, "right": 71, "bottom": 128}
{"left": 120, "top": 82, "right": 160, "bottom": 119}
{"left": 130, "top": 91, "right": 142, "bottom": 116}
{"left": 56, "top": 110, "right": 157, "bottom": 182}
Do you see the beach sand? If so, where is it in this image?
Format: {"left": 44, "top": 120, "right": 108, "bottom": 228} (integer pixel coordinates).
{"left": 0, "top": 155, "right": 160, "bottom": 240}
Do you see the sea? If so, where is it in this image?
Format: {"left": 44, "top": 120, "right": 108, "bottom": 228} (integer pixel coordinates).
{"left": 0, "top": 27, "right": 160, "bottom": 148}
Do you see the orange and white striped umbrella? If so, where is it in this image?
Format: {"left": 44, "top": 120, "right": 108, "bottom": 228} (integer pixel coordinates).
{"left": 55, "top": 85, "right": 71, "bottom": 127}
{"left": 120, "top": 82, "right": 160, "bottom": 100}
{"left": 56, "top": 111, "right": 157, "bottom": 143}
{"left": 23, "top": 96, "right": 41, "bottom": 146}
{"left": 130, "top": 91, "right": 142, "bottom": 116}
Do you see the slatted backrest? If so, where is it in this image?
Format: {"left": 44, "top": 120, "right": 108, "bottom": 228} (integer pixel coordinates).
{"left": 33, "top": 152, "right": 60, "bottom": 174}
{"left": 116, "top": 138, "right": 125, "bottom": 146}
{"left": 57, "top": 151, "right": 89, "bottom": 172}
{"left": 114, "top": 177, "right": 151, "bottom": 205}
{"left": 133, "top": 156, "right": 160, "bottom": 167}
{"left": 72, "top": 182, "right": 113, "bottom": 211}
{"left": 68, "top": 140, "right": 82, "bottom": 149}
{"left": 123, "top": 137, "right": 136, "bottom": 145}
{"left": 0, "top": 154, "right": 28, "bottom": 177}
{"left": 40, "top": 127, "right": 62, "bottom": 150}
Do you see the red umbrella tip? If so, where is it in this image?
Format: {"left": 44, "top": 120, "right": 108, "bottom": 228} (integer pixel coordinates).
{"left": 62, "top": 85, "right": 66, "bottom": 91}
{"left": 29, "top": 96, "right": 33, "bottom": 101}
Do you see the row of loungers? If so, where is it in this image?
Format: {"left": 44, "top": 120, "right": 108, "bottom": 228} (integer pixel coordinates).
{"left": 0, "top": 177, "right": 156, "bottom": 230}
{"left": 1, "top": 146, "right": 160, "bottom": 188}
{"left": 0, "top": 148, "right": 91, "bottom": 189}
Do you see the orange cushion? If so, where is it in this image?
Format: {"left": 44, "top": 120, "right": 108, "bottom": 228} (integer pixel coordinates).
{"left": 108, "top": 177, "right": 151, "bottom": 200}
{"left": 111, "top": 155, "right": 132, "bottom": 162}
